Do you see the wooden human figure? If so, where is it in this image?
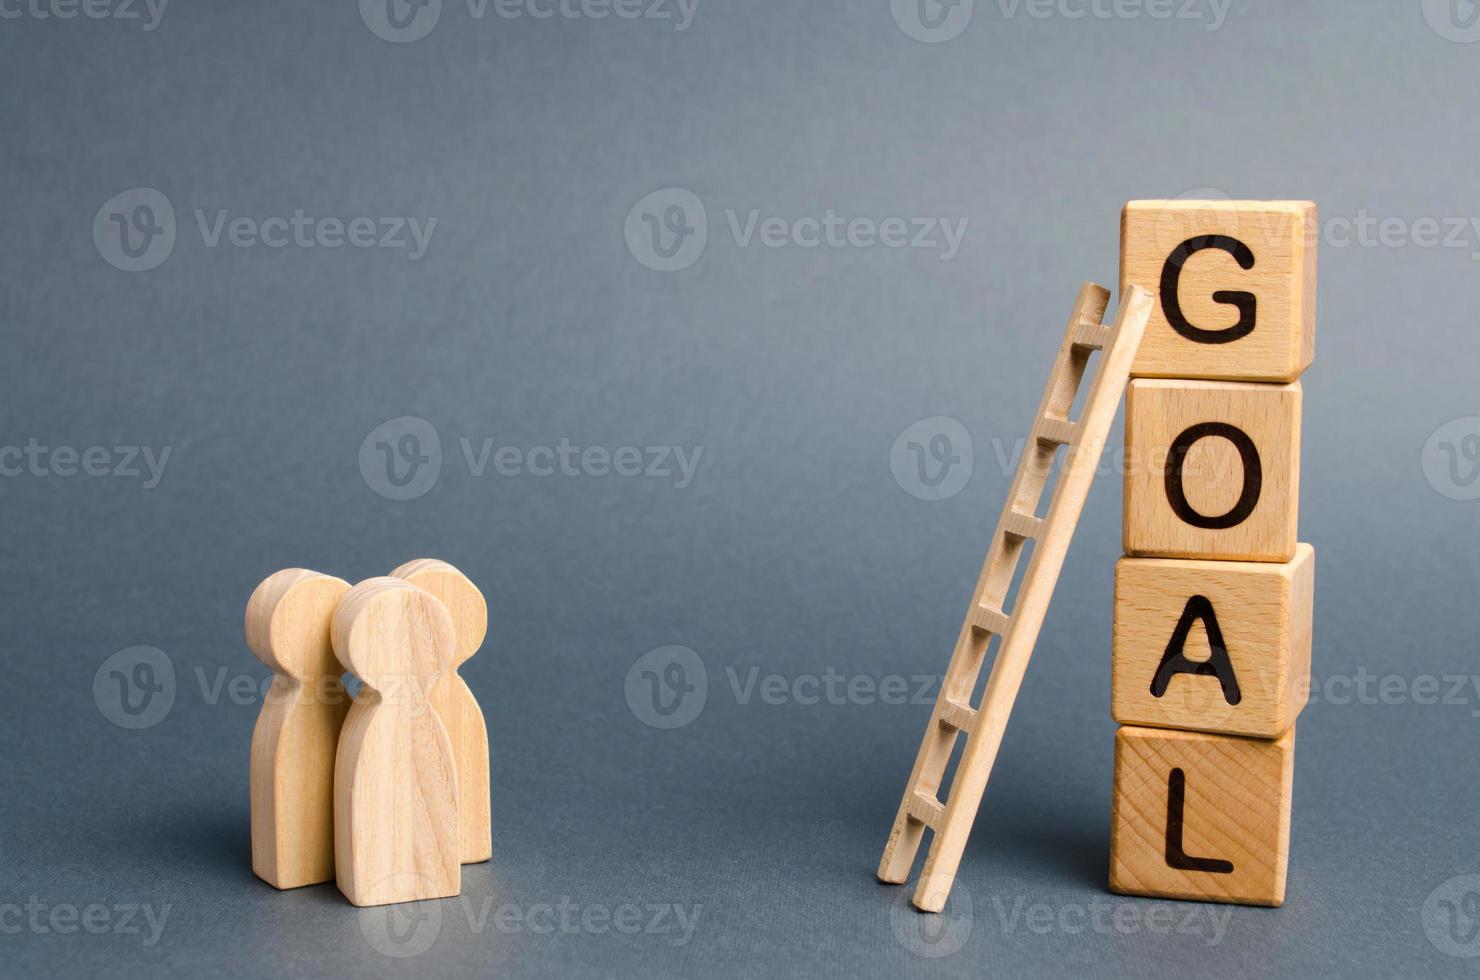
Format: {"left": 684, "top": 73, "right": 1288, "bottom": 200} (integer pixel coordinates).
{"left": 331, "top": 577, "right": 460, "bottom": 906}
{"left": 391, "top": 559, "right": 491, "bottom": 864}
{"left": 245, "top": 568, "right": 352, "bottom": 889}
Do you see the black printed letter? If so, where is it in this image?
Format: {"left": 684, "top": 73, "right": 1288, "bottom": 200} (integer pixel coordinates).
{"left": 1165, "top": 768, "right": 1234, "bottom": 874}
{"left": 1150, "top": 595, "right": 1241, "bottom": 706}
{"left": 1164, "top": 422, "right": 1262, "bottom": 529}
{"left": 1160, "top": 235, "right": 1256, "bottom": 344}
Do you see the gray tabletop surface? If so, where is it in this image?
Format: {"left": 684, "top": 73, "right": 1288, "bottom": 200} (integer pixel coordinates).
{"left": 3, "top": 1, "right": 1479, "bottom": 976}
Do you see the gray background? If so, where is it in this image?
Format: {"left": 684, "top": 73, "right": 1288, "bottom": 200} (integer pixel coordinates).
{"left": 3, "top": 0, "right": 1478, "bottom": 976}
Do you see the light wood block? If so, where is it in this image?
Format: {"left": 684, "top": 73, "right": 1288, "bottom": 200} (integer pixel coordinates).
{"left": 391, "top": 559, "right": 492, "bottom": 865}
{"left": 332, "top": 578, "right": 460, "bottom": 907}
{"left": 1110, "top": 725, "right": 1294, "bottom": 907}
{"left": 1121, "top": 199, "right": 1316, "bottom": 382}
{"left": 1125, "top": 378, "right": 1301, "bottom": 562}
{"left": 246, "top": 568, "right": 351, "bottom": 890}
{"left": 1113, "top": 545, "right": 1313, "bottom": 738}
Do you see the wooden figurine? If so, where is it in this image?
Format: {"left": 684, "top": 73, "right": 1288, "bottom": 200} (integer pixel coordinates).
{"left": 1113, "top": 544, "right": 1314, "bottom": 738}
{"left": 1121, "top": 199, "right": 1316, "bottom": 382}
{"left": 246, "top": 568, "right": 352, "bottom": 890}
{"left": 390, "top": 559, "right": 492, "bottom": 864}
{"left": 1124, "top": 378, "right": 1301, "bottom": 562}
{"left": 1110, "top": 725, "right": 1295, "bottom": 907}
{"left": 331, "top": 578, "right": 460, "bottom": 907}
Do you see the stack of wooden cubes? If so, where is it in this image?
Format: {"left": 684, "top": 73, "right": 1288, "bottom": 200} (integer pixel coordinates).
{"left": 1108, "top": 200, "right": 1317, "bottom": 907}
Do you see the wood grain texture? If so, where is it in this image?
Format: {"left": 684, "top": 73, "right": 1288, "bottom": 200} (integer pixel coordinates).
{"left": 1113, "top": 545, "right": 1313, "bottom": 738}
{"left": 390, "top": 559, "right": 491, "bottom": 864}
{"left": 1121, "top": 199, "right": 1316, "bottom": 382}
{"left": 246, "top": 568, "right": 351, "bottom": 890}
{"left": 1110, "top": 725, "right": 1294, "bottom": 907}
{"left": 1124, "top": 378, "right": 1301, "bottom": 562}
{"left": 332, "top": 577, "right": 460, "bottom": 907}
{"left": 878, "top": 282, "right": 1154, "bottom": 913}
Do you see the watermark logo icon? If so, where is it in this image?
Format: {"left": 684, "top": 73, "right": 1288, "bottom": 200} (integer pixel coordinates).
{"left": 1423, "top": 874, "right": 1480, "bottom": 957}
{"left": 891, "top": 417, "right": 973, "bottom": 500}
{"left": 93, "top": 646, "right": 176, "bottom": 729}
{"left": 0, "top": 0, "right": 170, "bottom": 29}
{"left": 1144, "top": 185, "right": 1237, "bottom": 255}
{"left": 360, "top": 0, "right": 442, "bottom": 42}
{"left": 1422, "top": 417, "right": 1480, "bottom": 500}
{"left": 1423, "top": 0, "right": 1480, "bottom": 42}
{"left": 625, "top": 188, "right": 707, "bottom": 272}
{"left": 625, "top": 646, "right": 707, "bottom": 729}
{"left": 360, "top": 416, "right": 443, "bottom": 500}
{"left": 891, "top": 0, "right": 973, "bottom": 43}
{"left": 94, "top": 188, "right": 175, "bottom": 272}
{"left": 890, "top": 883, "right": 973, "bottom": 957}
{"left": 359, "top": 884, "right": 443, "bottom": 957}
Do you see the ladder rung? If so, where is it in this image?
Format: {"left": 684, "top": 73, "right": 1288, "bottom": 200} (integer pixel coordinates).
{"left": 1036, "top": 417, "right": 1077, "bottom": 446}
{"left": 938, "top": 699, "right": 976, "bottom": 734}
{"left": 969, "top": 603, "right": 1010, "bottom": 636}
{"left": 906, "top": 791, "right": 945, "bottom": 829}
{"left": 1001, "top": 510, "right": 1042, "bottom": 541}
{"left": 1071, "top": 318, "right": 1110, "bottom": 350}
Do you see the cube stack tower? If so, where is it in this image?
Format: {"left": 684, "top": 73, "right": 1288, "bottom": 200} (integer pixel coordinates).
{"left": 1108, "top": 200, "right": 1317, "bottom": 907}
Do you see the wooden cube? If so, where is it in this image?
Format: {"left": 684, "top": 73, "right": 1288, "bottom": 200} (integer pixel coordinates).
{"left": 1125, "top": 379, "right": 1301, "bottom": 562}
{"left": 1121, "top": 200, "right": 1316, "bottom": 382}
{"left": 1110, "top": 725, "right": 1294, "bottom": 907}
{"left": 1113, "top": 545, "right": 1313, "bottom": 738}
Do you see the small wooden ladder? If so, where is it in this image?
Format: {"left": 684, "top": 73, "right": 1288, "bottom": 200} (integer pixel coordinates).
{"left": 877, "top": 282, "right": 1153, "bottom": 912}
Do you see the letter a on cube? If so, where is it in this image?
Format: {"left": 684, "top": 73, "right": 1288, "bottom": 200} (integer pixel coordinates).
{"left": 1110, "top": 726, "right": 1294, "bottom": 907}
{"left": 1121, "top": 200, "right": 1316, "bottom": 382}
{"left": 1112, "top": 545, "right": 1313, "bottom": 738}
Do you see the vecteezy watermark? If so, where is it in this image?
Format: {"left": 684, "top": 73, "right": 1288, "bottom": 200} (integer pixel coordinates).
{"left": 358, "top": 417, "right": 705, "bottom": 500}
{"left": 1424, "top": 874, "right": 1480, "bottom": 957}
{"left": 93, "top": 647, "right": 176, "bottom": 730}
{"left": 987, "top": 434, "right": 1232, "bottom": 483}
{"left": 890, "top": 883, "right": 973, "bottom": 957}
{"left": 624, "top": 189, "right": 708, "bottom": 272}
{"left": 1152, "top": 187, "right": 1480, "bottom": 260}
{"left": 0, "top": 439, "right": 171, "bottom": 487}
{"left": 1322, "top": 210, "right": 1480, "bottom": 260}
{"left": 359, "top": 889, "right": 445, "bottom": 958}
{"left": 988, "top": 895, "right": 1231, "bottom": 946}
{"left": 895, "top": 0, "right": 1234, "bottom": 41}
{"left": 359, "top": 416, "right": 442, "bottom": 501}
{"left": 624, "top": 646, "right": 707, "bottom": 729}
{"left": 92, "top": 188, "right": 175, "bottom": 272}
{"left": 725, "top": 667, "right": 942, "bottom": 708}
{"left": 1124, "top": 666, "right": 1480, "bottom": 719}
{"left": 1422, "top": 417, "right": 1480, "bottom": 500}
{"left": 889, "top": 412, "right": 1253, "bottom": 503}
{"left": 891, "top": 889, "right": 1233, "bottom": 958}
{"left": 360, "top": 892, "right": 703, "bottom": 957}
{"left": 991, "top": 0, "right": 1230, "bottom": 30}
{"left": 1423, "top": 0, "right": 1480, "bottom": 43}
{"left": 359, "top": 0, "right": 699, "bottom": 44}
{"left": 1302, "top": 669, "right": 1480, "bottom": 716}
{"left": 0, "top": 898, "right": 171, "bottom": 946}
{"left": 891, "top": 0, "right": 975, "bottom": 43}
{"left": 93, "top": 188, "right": 437, "bottom": 272}
{"left": 624, "top": 646, "right": 944, "bottom": 729}
{"left": 625, "top": 187, "right": 968, "bottom": 272}
{"left": 891, "top": 417, "right": 973, "bottom": 501}
{"left": 0, "top": 0, "right": 169, "bottom": 30}
{"left": 92, "top": 645, "right": 449, "bottom": 730}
